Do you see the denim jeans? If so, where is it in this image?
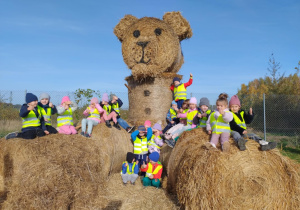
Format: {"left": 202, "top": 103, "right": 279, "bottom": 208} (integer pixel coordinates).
{"left": 81, "top": 118, "right": 98, "bottom": 134}
{"left": 117, "top": 117, "right": 130, "bottom": 129}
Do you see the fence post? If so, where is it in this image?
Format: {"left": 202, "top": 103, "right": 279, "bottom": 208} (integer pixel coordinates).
{"left": 190, "top": 92, "right": 192, "bottom": 98}
{"left": 263, "top": 93, "right": 266, "bottom": 141}
{"left": 25, "top": 90, "right": 27, "bottom": 103}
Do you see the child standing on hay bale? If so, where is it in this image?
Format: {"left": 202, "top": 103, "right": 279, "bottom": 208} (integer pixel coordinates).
{"left": 141, "top": 152, "right": 162, "bottom": 188}
{"left": 5, "top": 93, "right": 48, "bottom": 140}
{"left": 110, "top": 94, "right": 134, "bottom": 133}
{"left": 229, "top": 95, "right": 277, "bottom": 151}
{"left": 164, "top": 97, "right": 199, "bottom": 148}
{"left": 131, "top": 125, "right": 152, "bottom": 169}
{"left": 205, "top": 93, "right": 233, "bottom": 152}
{"left": 193, "top": 97, "right": 212, "bottom": 128}
{"left": 170, "top": 73, "right": 193, "bottom": 109}
{"left": 57, "top": 96, "right": 78, "bottom": 135}
{"left": 148, "top": 123, "right": 164, "bottom": 154}
{"left": 100, "top": 93, "right": 120, "bottom": 129}
{"left": 162, "top": 101, "right": 180, "bottom": 133}
{"left": 121, "top": 152, "right": 139, "bottom": 186}
{"left": 37, "top": 93, "right": 58, "bottom": 134}
{"left": 81, "top": 97, "right": 105, "bottom": 138}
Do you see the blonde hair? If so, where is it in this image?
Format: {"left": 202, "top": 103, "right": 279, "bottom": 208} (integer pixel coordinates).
{"left": 216, "top": 93, "right": 229, "bottom": 106}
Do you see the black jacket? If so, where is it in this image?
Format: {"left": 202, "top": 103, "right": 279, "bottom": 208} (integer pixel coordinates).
{"left": 229, "top": 109, "right": 254, "bottom": 135}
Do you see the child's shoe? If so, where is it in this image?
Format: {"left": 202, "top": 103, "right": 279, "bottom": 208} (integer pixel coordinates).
{"left": 80, "top": 131, "right": 85, "bottom": 136}
{"left": 113, "top": 122, "right": 121, "bottom": 130}
{"left": 123, "top": 183, "right": 127, "bottom": 186}
{"left": 126, "top": 126, "right": 135, "bottom": 133}
{"left": 165, "top": 139, "right": 175, "bottom": 148}
{"left": 261, "top": 142, "right": 277, "bottom": 151}
{"left": 5, "top": 132, "right": 18, "bottom": 140}
{"left": 205, "top": 142, "right": 218, "bottom": 151}
{"left": 222, "top": 141, "right": 230, "bottom": 153}
{"left": 237, "top": 137, "right": 247, "bottom": 151}
{"left": 105, "top": 120, "right": 112, "bottom": 128}
{"left": 85, "top": 133, "right": 91, "bottom": 138}
{"left": 131, "top": 182, "right": 135, "bottom": 185}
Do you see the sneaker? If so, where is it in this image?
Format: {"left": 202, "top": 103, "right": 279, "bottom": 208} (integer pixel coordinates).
{"left": 222, "top": 141, "right": 230, "bottom": 153}
{"left": 261, "top": 142, "right": 277, "bottom": 151}
{"left": 237, "top": 137, "right": 247, "bottom": 151}
{"left": 5, "top": 132, "right": 18, "bottom": 140}
{"left": 105, "top": 120, "right": 112, "bottom": 128}
{"left": 85, "top": 133, "right": 91, "bottom": 138}
{"left": 113, "top": 123, "right": 121, "bottom": 130}
{"left": 123, "top": 183, "right": 127, "bottom": 186}
{"left": 204, "top": 142, "right": 218, "bottom": 151}
{"left": 80, "top": 131, "right": 85, "bottom": 136}
{"left": 165, "top": 139, "right": 175, "bottom": 148}
{"left": 131, "top": 182, "right": 135, "bottom": 185}
{"left": 127, "top": 126, "right": 135, "bottom": 133}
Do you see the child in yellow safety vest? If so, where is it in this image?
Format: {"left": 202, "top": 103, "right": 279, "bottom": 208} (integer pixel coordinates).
{"left": 5, "top": 93, "right": 47, "bottom": 140}
{"left": 192, "top": 97, "right": 212, "bottom": 128}
{"left": 229, "top": 95, "right": 277, "bottom": 151}
{"left": 162, "top": 101, "right": 180, "bottom": 133}
{"left": 148, "top": 123, "right": 164, "bottom": 154}
{"left": 141, "top": 152, "right": 162, "bottom": 188}
{"left": 121, "top": 152, "right": 139, "bottom": 186}
{"left": 170, "top": 73, "right": 193, "bottom": 109}
{"left": 100, "top": 93, "right": 119, "bottom": 129}
{"left": 57, "top": 96, "right": 78, "bottom": 135}
{"left": 205, "top": 93, "right": 233, "bottom": 152}
{"left": 81, "top": 97, "right": 105, "bottom": 138}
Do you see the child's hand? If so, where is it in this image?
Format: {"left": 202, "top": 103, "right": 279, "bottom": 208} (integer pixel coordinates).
{"left": 177, "top": 114, "right": 180, "bottom": 118}
{"left": 27, "top": 105, "right": 35, "bottom": 111}
{"left": 171, "top": 120, "right": 174, "bottom": 124}
{"left": 141, "top": 161, "right": 147, "bottom": 169}
{"left": 243, "top": 130, "right": 247, "bottom": 134}
{"left": 44, "top": 117, "right": 49, "bottom": 122}
{"left": 64, "top": 104, "right": 69, "bottom": 110}
{"left": 197, "top": 113, "right": 202, "bottom": 118}
{"left": 44, "top": 130, "right": 50, "bottom": 135}
{"left": 207, "top": 130, "right": 212, "bottom": 135}
{"left": 125, "top": 162, "right": 128, "bottom": 167}
{"left": 174, "top": 107, "right": 179, "bottom": 112}
{"left": 113, "top": 96, "right": 118, "bottom": 101}
{"left": 202, "top": 113, "right": 207, "bottom": 117}
{"left": 219, "top": 108, "right": 225, "bottom": 115}
{"left": 179, "top": 108, "right": 183, "bottom": 113}
{"left": 149, "top": 174, "right": 154, "bottom": 179}
{"left": 86, "top": 109, "right": 90, "bottom": 113}
{"left": 249, "top": 108, "right": 253, "bottom": 115}
{"left": 49, "top": 102, "right": 54, "bottom": 108}
{"left": 190, "top": 73, "right": 193, "bottom": 77}
{"left": 136, "top": 160, "right": 139, "bottom": 165}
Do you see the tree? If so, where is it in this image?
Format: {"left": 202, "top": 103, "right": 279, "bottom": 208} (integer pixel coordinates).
{"left": 74, "top": 88, "right": 101, "bottom": 105}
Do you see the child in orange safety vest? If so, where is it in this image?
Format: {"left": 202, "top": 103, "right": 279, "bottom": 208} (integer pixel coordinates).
{"left": 141, "top": 152, "right": 162, "bottom": 188}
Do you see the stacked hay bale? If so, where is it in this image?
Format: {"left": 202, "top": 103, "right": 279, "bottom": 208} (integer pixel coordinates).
{"left": 163, "top": 128, "right": 300, "bottom": 209}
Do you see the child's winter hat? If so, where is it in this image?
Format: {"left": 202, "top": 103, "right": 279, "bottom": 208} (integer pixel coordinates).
{"left": 189, "top": 97, "right": 197, "bottom": 105}
{"left": 149, "top": 152, "right": 159, "bottom": 162}
{"left": 144, "top": 120, "right": 151, "bottom": 127}
{"left": 126, "top": 152, "right": 135, "bottom": 163}
{"left": 199, "top": 97, "right": 210, "bottom": 107}
{"left": 229, "top": 95, "right": 241, "bottom": 107}
{"left": 173, "top": 77, "right": 180, "bottom": 83}
{"left": 171, "top": 100, "right": 177, "bottom": 105}
{"left": 39, "top": 93, "right": 50, "bottom": 101}
{"left": 61, "top": 96, "right": 71, "bottom": 104}
{"left": 26, "top": 93, "right": 38, "bottom": 104}
{"left": 102, "top": 93, "right": 109, "bottom": 102}
{"left": 90, "top": 97, "right": 99, "bottom": 105}
{"left": 152, "top": 123, "right": 162, "bottom": 131}
{"left": 138, "top": 125, "right": 146, "bottom": 132}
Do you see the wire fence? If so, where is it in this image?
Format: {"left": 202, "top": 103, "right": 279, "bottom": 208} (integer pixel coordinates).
{"left": 0, "top": 90, "right": 300, "bottom": 146}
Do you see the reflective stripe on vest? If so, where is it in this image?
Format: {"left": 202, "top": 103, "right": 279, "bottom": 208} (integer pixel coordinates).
{"left": 199, "top": 110, "right": 212, "bottom": 127}
{"left": 87, "top": 107, "right": 100, "bottom": 120}
{"left": 148, "top": 135, "right": 162, "bottom": 149}
{"left": 179, "top": 109, "right": 188, "bottom": 121}
{"left": 112, "top": 103, "right": 120, "bottom": 115}
{"left": 57, "top": 108, "right": 73, "bottom": 127}
{"left": 174, "top": 83, "right": 187, "bottom": 100}
{"left": 186, "top": 110, "right": 198, "bottom": 125}
{"left": 38, "top": 106, "right": 52, "bottom": 126}
{"left": 232, "top": 111, "right": 246, "bottom": 129}
{"left": 145, "top": 162, "right": 163, "bottom": 181}
{"left": 134, "top": 136, "right": 148, "bottom": 154}
{"left": 22, "top": 109, "right": 41, "bottom": 128}
{"left": 169, "top": 108, "right": 177, "bottom": 119}
{"left": 210, "top": 111, "right": 230, "bottom": 134}
{"left": 120, "top": 161, "right": 136, "bottom": 175}
{"left": 103, "top": 105, "right": 112, "bottom": 114}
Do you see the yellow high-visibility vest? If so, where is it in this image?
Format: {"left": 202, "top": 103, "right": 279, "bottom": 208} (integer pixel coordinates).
{"left": 112, "top": 103, "right": 120, "bottom": 115}
{"left": 145, "top": 162, "right": 163, "bottom": 181}
{"left": 174, "top": 83, "right": 187, "bottom": 100}
{"left": 210, "top": 111, "right": 230, "bottom": 134}
{"left": 87, "top": 107, "right": 100, "bottom": 120}
{"left": 231, "top": 111, "right": 246, "bottom": 129}
{"left": 169, "top": 108, "right": 177, "bottom": 119}
{"left": 22, "top": 109, "right": 42, "bottom": 128}
{"left": 103, "top": 104, "right": 112, "bottom": 114}
{"left": 57, "top": 108, "right": 73, "bottom": 127}
{"left": 148, "top": 135, "right": 162, "bottom": 149}
{"left": 38, "top": 106, "right": 52, "bottom": 126}
{"left": 120, "top": 161, "right": 136, "bottom": 175}
{"left": 199, "top": 110, "right": 212, "bottom": 127}
{"left": 186, "top": 109, "right": 198, "bottom": 125}
{"left": 134, "top": 136, "right": 148, "bottom": 154}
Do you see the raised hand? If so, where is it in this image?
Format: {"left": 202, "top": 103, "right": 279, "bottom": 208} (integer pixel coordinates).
{"left": 27, "top": 105, "right": 35, "bottom": 111}
{"left": 190, "top": 73, "right": 193, "bottom": 77}
{"left": 142, "top": 161, "right": 147, "bottom": 169}
{"left": 249, "top": 108, "right": 253, "bottom": 115}
{"left": 49, "top": 102, "right": 53, "bottom": 108}
{"left": 125, "top": 162, "right": 128, "bottom": 167}
{"left": 208, "top": 130, "right": 212, "bottom": 135}
{"left": 44, "top": 130, "right": 50, "bottom": 135}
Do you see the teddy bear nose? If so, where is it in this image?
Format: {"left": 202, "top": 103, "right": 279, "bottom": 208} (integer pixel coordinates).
{"left": 136, "top": 41, "right": 149, "bottom": 48}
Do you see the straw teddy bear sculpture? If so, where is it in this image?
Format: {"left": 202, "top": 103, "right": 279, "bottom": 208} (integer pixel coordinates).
{"left": 114, "top": 12, "right": 192, "bottom": 78}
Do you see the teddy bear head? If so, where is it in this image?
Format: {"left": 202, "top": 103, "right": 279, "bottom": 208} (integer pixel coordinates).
{"left": 114, "top": 12, "right": 192, "bottom": 78}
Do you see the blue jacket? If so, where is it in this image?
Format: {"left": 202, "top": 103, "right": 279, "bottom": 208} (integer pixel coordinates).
{"left": 121, "top": 162, "right": 139, "bottom": 174}
{"left": 166, "top": 108, "right": 177, "bottom": 122}
{"left": 131, "top": 127, "right": 152, "bottom": 142}
{"left": 19, "top": 104, "right": 46, "bottom": 132}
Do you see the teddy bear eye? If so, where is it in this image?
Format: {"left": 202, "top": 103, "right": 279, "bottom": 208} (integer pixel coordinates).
{"left": 154, "top": 28, "right": 162, "bottom": 36}
{"left": 133, "top": 30, "right": 140, "bottom": 38}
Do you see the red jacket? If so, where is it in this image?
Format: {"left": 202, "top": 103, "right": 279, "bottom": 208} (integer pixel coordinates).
{"left": 170, "top": 77, "right": 193, "bottom": 101}
{"left": 141, "top": 162, "right": 163, "bottom": 179}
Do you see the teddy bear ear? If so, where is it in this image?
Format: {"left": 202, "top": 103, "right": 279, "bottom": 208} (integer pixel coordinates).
{"left": 163, "top": 11, "right": 193, "bottom": 41}
{"left": 114, "top": 15, "right": 139, "bottom": 42}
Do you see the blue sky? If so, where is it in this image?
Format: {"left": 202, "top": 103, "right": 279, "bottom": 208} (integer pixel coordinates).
{"left": 0, "top": 0, "right": 299, "bottom": 97}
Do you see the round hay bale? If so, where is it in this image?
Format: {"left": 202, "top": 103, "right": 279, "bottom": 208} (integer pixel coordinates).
{"left": 166, "top": 128, "right": 300, "bottom": 209}
{"left": 0, "top": 123, "right": 132, "bottom": 209}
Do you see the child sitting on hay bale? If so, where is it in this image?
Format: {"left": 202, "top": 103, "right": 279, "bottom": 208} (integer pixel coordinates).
{"left": 131, "top": 125, "right": 152, "bottom": 169}
{"left": 5, "top": 93, "right": 48, "bottom": 140}
{"left": 162, "top": 101, "right": 180, "bottom": 133}
{"left": 81, "top": 97, "right": 105, "bottom": 138}
{"left": 170, "top": 73, "right": 193, "bottom": 109}
{"left": 100, "top": 93, "right": 120, "bottom": 129}
{"left": 110, "top": 94, "right": 134, "bottom": 133}
{"left": 193, "top": 97, "right": 212, "bottom": 128}
{"left": 57, "top": 96, "right": 78, "bottom": 135}
{"left": 229, "top": 95, "right": 277, "bottom": 151}
{"left": 141, "top": 152, "right": 163, "bottom": 188}
{"left": 205, "top": 93, "right": 233, "bottom": 152}
{"left": 121, "top": 152, "right": 139, "bottom": 186}
{"left": 148, "top": 123, "right": 164, "bottom": 154}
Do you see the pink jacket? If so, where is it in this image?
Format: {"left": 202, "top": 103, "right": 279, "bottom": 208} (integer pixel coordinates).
{"left": 83, "top": 104, "right": 104, "bottom": 123}
{"left": 178, "top": 108, "right": 198, "bottom": 128}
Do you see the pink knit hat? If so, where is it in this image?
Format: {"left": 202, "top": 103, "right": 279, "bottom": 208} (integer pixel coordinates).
{"left": 189, "top": 97, "right": 197, "bottom": 105}
{"left": 61, "top": 96, "right": 71, "bottom": 104}
{"left": 102, "top": 93, "right": 109, "bottom": 102}
{"left": 229, "top": 95, "right": 241, "bottom": 107}
{"left": 90, "top": 97, "right": 99, "bottom": 105}
{"left": 144, "top": 120, "right": 151, "bottom": 127}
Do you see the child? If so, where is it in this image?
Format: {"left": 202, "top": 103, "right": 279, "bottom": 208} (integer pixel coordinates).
{"left": 110, "top": 94, "right": 134, "bottom": 133}
{"left": 192, "top": 97, "right": 212, "bottom": 128}
{"left": 37, "top": 93, "right": 58, "bottom": 134}
{"left": 100, "top": 93, "right": 120, "bottom": 129}
{"left": 170, "top": 73, "right": 193, "bottom": 109}
{"left": 5, "top": 93, "right": 47, "bottom": 140}
{"left": 229, "top": 95, "right": 277, "bottom": 151}
{"left": 81, "top": 97, "right": 105, "bottom": 138}
{"left": 131, "top": 125, "right": 152, "bottom": 169}
{"left": 165, "top": 97, "right": 199, "bottom": 148}
{"left": 205, "top": 93, "right": 233, "bottom": 152}
{"left": 57, "top": 96, "right": 78, "bottom": 135}
{"left": 148, "top": 123, "right": 164, "bottom": 154}
{"left": 141, "top": 152, "right": 163, "bottom": 188}
{"left": 121, "top": 152, "right": 139, "bottom": 186}
{"left": 162, "top": 101, "right": 179, "bottom": 133}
